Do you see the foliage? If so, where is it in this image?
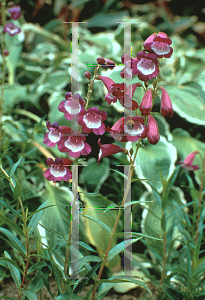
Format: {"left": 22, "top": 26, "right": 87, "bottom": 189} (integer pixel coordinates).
{"left": 0, "top": 1, "right": 205, "bottom": 300}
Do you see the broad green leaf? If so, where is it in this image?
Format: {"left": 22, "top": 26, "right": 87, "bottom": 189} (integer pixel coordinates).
{"left": 97, "top": 276, "right": 152, "bottom": 295}
{"left": 0, "top": 255, "right": 23, "bottom": 281}
{"left": 79, "top": 187, "right": 121, "bottom": 269}
{"left": 127, "top": 136, "right": 177, "bottom": 193}
{"left": 10, "top": 156, "right": 23, "bottom": 177}
{"left": 0, "top": 214, "right": 24, "bottom": 237}
{"left": 1, "top": 85, "right": 38, "bottom": 112}
{"left": 172, "top": 128, "right": 205, "bottom": 186}
{"left": 107, "top": 238, "right": 142, "bottom": 262}
{"left": 22, "top": 290, "right": 38, "bottom": 300}
{"left": 45, "top": 71, "right": 70, "bottom": 90}
{"left": 38, "top": 183, "right": 87, "bottom": 269}
{"left": 0, "top": 228, "right": 26, "bottom": 257}
{"left": 81, "top": 214, "right": 111, "bottom": 235}
{"left": 79, "top": 157, "right": 110, "bottom": 193}
{"left": 163, "top": 85, "right": 205, "bottom": 125}
{"left": 28, "top": 201, "right": 48, "bottom": 236}
{"left": 141, "top": 187, "right": 186, "bottom": 262}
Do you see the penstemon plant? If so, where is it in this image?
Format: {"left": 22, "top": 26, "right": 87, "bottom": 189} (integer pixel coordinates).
{"left": 1, "top": 2, "right": 205, "bottom": 300}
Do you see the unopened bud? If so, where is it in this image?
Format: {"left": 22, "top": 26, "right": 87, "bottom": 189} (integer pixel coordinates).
{"left": 3, "top": 49, "right": 9, "bottom": 56}
{"left": 96, "top": 57, "right": 106, "bottom": 64}
{"left": 84, "top": 71, "right": 91, "bottom": 79}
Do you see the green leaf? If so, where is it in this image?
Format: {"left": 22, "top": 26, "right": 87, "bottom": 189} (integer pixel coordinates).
{"left": 127, "top": 136, "right": 177, "bottom": 193}
{"left": 96, "top": 282, "right": 116, "bottom": 299}
{"left": 45, "top": 71, "right": 70, "bottom": 90}
{"left": 79, "top": 187, "right": 121, "bottom": 269}
{"left": 0, "top": 228, "right": 26, "bottom": 257}
{"left": 38, "top": 183, "right": 86, "bottom": 269}
{"left": 107, "top": 238, "right": 142, "bottom": 262}
{"left": 22, "top": 290, "right": 38, "bottom": 300}
{"left": 97, "top": 277, "right": 152, "bottom": 298}
{"left": 28, "top": 201, "right": 48, "bottom": 236}
{"left": 0, "top": 199, "right": 20, "bottom": 217}
{"left": 163, "top": 85, "right": 205, "bottom": 125}
{"left": 78, "top": 255, "right": 101, "bottom": 270}
{"left": 141, "top": 188, "right": 186, "bottom": 261}
{"left": 27, "top": 272, "right": 44, "bottom": 293}
{"left": 79, "top": 157, "right": 110, "bottom": 193}
{"left": 0, "top": 214, "right": 24, "bottom": 237}
{"left": 0, "top": 257, "right": 23, "bottom": 275}
{"left": 14, "top": 181, "right": 21, "bottom": 197}
{"left": 10, "top": 156, "right": 23, "bottom": 177}
{"left": 81, "top": 214, "right": 112, "bottom": 235}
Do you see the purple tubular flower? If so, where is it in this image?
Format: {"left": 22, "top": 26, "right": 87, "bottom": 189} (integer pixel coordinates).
{"left": 43, "top": 121, "right": 62, "bottom": 147}
{"left": 4, "top": 22, "right": 21, "bottom": 36}
{"left": 58, "top": 132, "right": 91, "bottom": 158}
{"left": 78, "top": 107, "right": 107, "bottom": 135}
{"left": 178, "top": 151, "right": 199, "bottom": 171}
{"left": 97, "top": 139, "right": 125, "bottom": 164}
{"left": 44, "top": 158, "right": 72, "bottom": 182}
{"left": 8, "top": 5, "right": 21, "bottom": 20}
{"left": 108, "top": 116, "right": 147, "bottom": 142}
{"left": 118, "top": 83, "right": 139, "bottom": 110}
{"left": 147, "top": 114, "right": 160, "bottom": 145}
{"left": 58, "top": 93, "right": 85, "bottom": 121}
{"left": 98, "top": 75, "right": 139, "bottom": 110}
{"left": 132, "top": 51, "right": 159, "bottom": 82}
{"left": 139, "top": 89, "right": 153, "bottom": 116}
{"left": 160, "top": 86, "right": 174, "bottom": 118}
{"left": 143, "top": 32, "right": 173, "bottom": 58}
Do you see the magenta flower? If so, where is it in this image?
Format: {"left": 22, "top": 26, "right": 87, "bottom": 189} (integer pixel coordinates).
{"left": 132, "top": 51, "right": 159, "bottom": 82}
{"left": 58, "top": 93, "right": 85, "bottom": 121}
{"left": 139, "top": 89, "right": 153, "bottom": 116}
{"left": 97, "top": 139, "right": 126, "bottom": 164}
{"left": 160, "top": 86, "right": 174, "bottom": 118}
{"left": 108, "top": 116, "right": 147, "bottom": 142}
{"left": 178, "top": 151, "right": 199, "bottom": 171}
{"left": 118, "top": 83, "right": 139, "bottom": 110}
{"left": 97, "top": 75, "right": 124, "bottom": 105}
{"left": 4, "top": 22, "right": 21, "bottom": 36}
{"left": 44, "top": 158, "right": 72, "bottom": 182}
{"left": 98, "top": 75, "right": 139, "bottom": 110}
{"left": 43, "top": 121, "right": 62, "bottom": 147}
{"left": 8, "top": 5, "right": 21, "bottom": 20}
{"left": 143, "top": 32, "right": 173, "bottom": 58}
{"left": 58, "top": 131, "right": 91, "bottom": 158}
{"left": 120, "top": 54, "right": 134, "bottom": 79}
{"left": 147, "top": 115, "right": 160, "bottom": 145}
{"left": 78, "top": 107, "right": 107, "bottom": 135}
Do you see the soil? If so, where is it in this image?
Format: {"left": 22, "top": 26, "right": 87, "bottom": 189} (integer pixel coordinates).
{"left": 0, "top": 276, "right": 156, "bottom": 299}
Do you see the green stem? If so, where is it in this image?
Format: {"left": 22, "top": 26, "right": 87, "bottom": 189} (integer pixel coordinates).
{"left": 91, "top": 142, "right": 141, "bottom": 300}
{"left": 195, "top": 151, "right": 205, "bottom": 243}
{"left": 0, "top": 0, "right": 7, "bottom": 154}
{"left": 85, "top": 65, "right": 100, "bottom": 110}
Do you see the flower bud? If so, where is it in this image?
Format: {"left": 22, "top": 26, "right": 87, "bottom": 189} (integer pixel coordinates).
{"left": 84, "top": 71, "right": 91, "bottom": 79}
{"left": 139, "top": 89, "right": 153, "bottom": 116}
{"left": 96, "top": 57, "right": 106, "bottom": 64}
{"left": 147, "top": 114, "right": 160, "bottom": 145}
{"left": 160, "top": 86, "right": 174, "bottom": 118}
{"left": 3, "top": 49, "right": 9, "bottom": 56}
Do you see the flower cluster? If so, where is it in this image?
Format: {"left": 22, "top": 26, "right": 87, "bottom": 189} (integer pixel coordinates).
{"left": 3, "top": 3, "right": 21, "bottom": 38}
{"left": 43, "top": 32, "right": 176, "bottom": 182}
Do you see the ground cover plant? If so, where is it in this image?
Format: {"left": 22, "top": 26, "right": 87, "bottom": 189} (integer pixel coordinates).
{"left": 0, "top": 1, "right": 205, "bottom": 300}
